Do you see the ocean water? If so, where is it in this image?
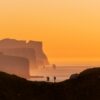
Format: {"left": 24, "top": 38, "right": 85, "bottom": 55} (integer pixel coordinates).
{"left": 30, "top": 65, "right": 94, "bottom": 82}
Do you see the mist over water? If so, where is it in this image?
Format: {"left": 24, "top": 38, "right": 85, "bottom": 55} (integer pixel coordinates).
{"left": 30, "top": 65, "right": 94, "bottom": 82}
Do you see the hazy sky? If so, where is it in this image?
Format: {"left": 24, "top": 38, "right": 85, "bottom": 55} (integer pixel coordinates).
{"left": 0, "top": 0, "right": 100, "bottom": 65}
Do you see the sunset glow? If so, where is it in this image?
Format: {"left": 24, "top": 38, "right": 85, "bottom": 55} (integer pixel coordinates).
{"left": 0, "top": 0, "right": 100, "bottom": 65}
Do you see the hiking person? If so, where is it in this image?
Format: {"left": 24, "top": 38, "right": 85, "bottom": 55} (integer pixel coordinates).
{"left": 54, "top": 76, "right": 56, "bottom": 83}
{"left": 47, "top": 76, "right": 50, "bottom": 82}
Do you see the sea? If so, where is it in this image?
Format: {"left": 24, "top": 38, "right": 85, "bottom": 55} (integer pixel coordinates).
{"left": 30, "top": 65, "right": 94, "bottom": 82}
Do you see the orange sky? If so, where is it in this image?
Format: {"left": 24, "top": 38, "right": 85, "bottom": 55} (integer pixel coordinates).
{"left": 0, "top": 0, "right": 100, "bottom": 65}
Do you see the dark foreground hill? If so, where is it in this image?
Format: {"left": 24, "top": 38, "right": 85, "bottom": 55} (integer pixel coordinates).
{"left": 0, "top": 68, "right": 100, "bottom": 100}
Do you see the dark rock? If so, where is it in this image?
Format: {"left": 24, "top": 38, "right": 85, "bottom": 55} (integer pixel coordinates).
{"left": 70, "top": 73, "right": 79, "bottom": 79}
{"left": 0, "top": 68, "right": 100, "bottom": 100}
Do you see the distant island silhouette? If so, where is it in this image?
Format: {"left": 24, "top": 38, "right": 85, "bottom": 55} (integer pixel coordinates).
{"left": 0, "top": 67, "right": 100, "bottom": 100}
{"left": 0, "top": 38, "right": 49, "bottom": 78}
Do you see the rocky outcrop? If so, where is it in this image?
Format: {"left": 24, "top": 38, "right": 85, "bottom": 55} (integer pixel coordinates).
{"left": 0, "top": 53, "right": 29, "bottom": 78}
{"left": 70, "top": 73, "right": 79, "bottom": 79}
{"left": 0, "top": 68, "right": 100, "bottom": 100}
{"left": 0, "top": 48, "right": 37, "bottom": 74}
{"left": 28, "top": 40, "right": 49, "bottom": 66}
{"left": 0, "top": 39, "right": 49, "bottom": 69}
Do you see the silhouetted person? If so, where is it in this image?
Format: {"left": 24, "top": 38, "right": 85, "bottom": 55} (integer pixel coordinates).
{"left": 54, "top": 76, "right": 56, "bottom": 83}
{"left": 47, "top": 76, "right": 50, "bottom": 82}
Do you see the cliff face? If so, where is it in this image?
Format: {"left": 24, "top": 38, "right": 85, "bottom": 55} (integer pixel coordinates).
{"left": 28, "top": 41, "right": 49, "bottom": 66}
{"left": 0, "top": 39, "right": 49, "bottom": 68}
{"left": 0, "top": 48, "right": 37, "bottom": 74}
{"left": 0, "top": 53, "right": 29, "bottom": 78}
